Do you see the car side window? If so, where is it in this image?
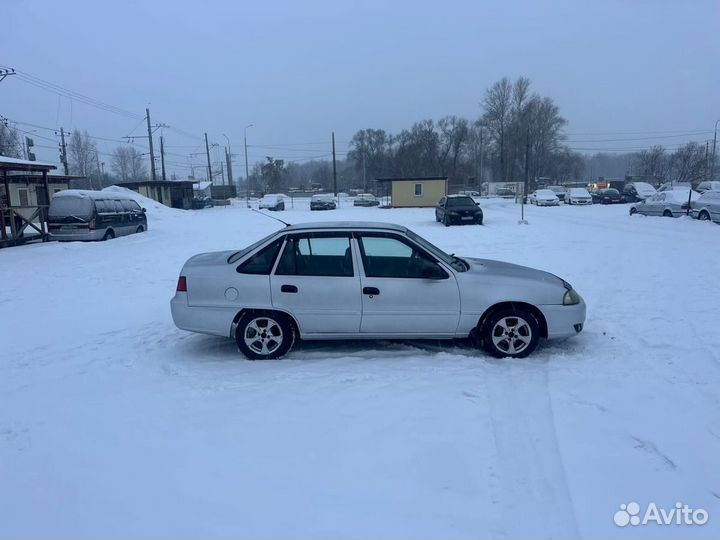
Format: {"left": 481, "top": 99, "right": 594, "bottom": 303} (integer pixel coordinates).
{"left": 275, "top": 234, "right": 353, "bottom": 277}
{"left": 358, "top": 234, "right": 447, "bottom": 279}
{"left": 237, "top": 238, "right": 284, "bottom": 274}
{"left": 121, "top": 200, "right": 136, "bottom": 212}
{"left": 438, "top": 197, "right": 446, "bottom": 206}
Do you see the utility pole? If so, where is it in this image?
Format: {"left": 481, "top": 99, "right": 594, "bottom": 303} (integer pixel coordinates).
{"left": 362, "top": 149, "right": 367, "bottom": 192}
{"left": 479, "top": 127, "right": 484, "bottom": 191}
{"left": 225, "top": 148, "right": 233, "bottom": 187}
{"left": 204, "top": 132, "right": 213, "bottom": 182}
{"left": 712, "top": 120, "right": 719, "bottom": 181}
{"left": 94, "top": 151, "right": 103, "bottom": 190}
{"left": 160, "top": 135, "right": 167, "bottom": 181}
{"left": 332, "top": 131, "right": 338, "bottom": 196}
{"left": 244, "top": 124, "right": 253, "bottom": 207}
{"left": 146, "top": 108, "right": 157, "bottom": 181}
{"left": 220, "top": 161, "right": 225, "bottom": 185}
{"left": 59, "top": 127, "right": 69, "bottom": 175}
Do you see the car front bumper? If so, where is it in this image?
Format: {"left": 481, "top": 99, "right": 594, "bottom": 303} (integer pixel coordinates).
{"left": 539, "top": 300, "right": 586, "bottom": 339}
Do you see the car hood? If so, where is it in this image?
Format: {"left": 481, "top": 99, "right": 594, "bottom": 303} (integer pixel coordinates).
{"left": 464, "top": 257, "right": 564, "bottom": 285}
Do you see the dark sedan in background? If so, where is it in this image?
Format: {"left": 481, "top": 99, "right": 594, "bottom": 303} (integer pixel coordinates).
{"left": 435, "top": 195, "right": 483, "bottom": 226}
{"left": 591, "top": 188, "right": 623, "bottom": 204}
{"left": 310, "top": 194, "right": 337, "bottom": 211}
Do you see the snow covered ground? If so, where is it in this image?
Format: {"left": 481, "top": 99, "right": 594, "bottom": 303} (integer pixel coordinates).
{"left": 1, "top": 194, "right": 719, "bottom": 538}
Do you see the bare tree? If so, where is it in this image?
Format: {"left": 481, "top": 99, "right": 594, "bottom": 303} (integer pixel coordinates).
{"left": 633, "top": 145, "right": 668, "bottom": 181}
{"left": 482, "top": 77, "right": 513, "bottom": 181}
{"left": 669, "top": 142, "right": 706, "bottom": 184}
{"left": 68, "top": 130, "right": 98, "bottom": 177}
{"left": 0, "top": 122, "right": 23, "bottom": 158}
{"left": 438, "top": 115, "right": 469, "bottom": 183}
{"left": 111, "top": 146, "right": 147, "bottom": 182}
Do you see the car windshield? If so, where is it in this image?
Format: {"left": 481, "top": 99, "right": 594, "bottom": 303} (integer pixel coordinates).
{"left": 405, "top": 229, "right": 466, "bottom": 271}
{"left": 446, "top": 197, "right": 475, "bottom": 206}
{"left": 536, "top": 189, "right": 557, "bottom": 198}
{"left": 604, "top": 189, "right": 619, "bottom": 195}
{"left": 634, "top": 182, "right": 656, "bottom": 194}
{"left": 570, "top": 188, "right": 590, "bottom": 196}
{"left": 548, "top": 186, "right": 566, "bottom": 193}
{"left": 48, "top": 196, "right": 94, "bottom": 219}
{"left": 312, "top": 195, "right": 333, "bottom": 201}
{"left": 227, "top": 230, "right": 284, "bottom": 263}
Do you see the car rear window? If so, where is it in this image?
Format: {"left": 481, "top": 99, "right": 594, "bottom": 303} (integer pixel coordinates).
{"left": 48, "top": 196, "right": 94, "bottom": 218}
{"left": 237, "top": 238, "right": 284, "bottom": 274}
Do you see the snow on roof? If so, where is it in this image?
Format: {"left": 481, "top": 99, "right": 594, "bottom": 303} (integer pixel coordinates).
{"left": 53, "top": 189, "right": 138, "bottom": 200}
{"left": 0, "top": 156, "right": 57, "bottom": 170}
{"left": 194, "top": 181, "right": 212, "bottom": 190}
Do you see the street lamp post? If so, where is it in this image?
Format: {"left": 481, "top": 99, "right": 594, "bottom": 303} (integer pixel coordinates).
{"left": 712, "top": 119, "right": 719, "bottom": 181}
{"left": 244, "top": 124, "right": 254, "bottom": 207}
{"left": 222, "top": 133, "right": 233, "bottom": 190}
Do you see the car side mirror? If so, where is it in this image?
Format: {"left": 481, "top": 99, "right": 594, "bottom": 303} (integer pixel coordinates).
{"left": 142, "top": 208, "right": 147, "bottom": 213}
{"left": 422, "top": 264, "right": 447, "bottom": 280}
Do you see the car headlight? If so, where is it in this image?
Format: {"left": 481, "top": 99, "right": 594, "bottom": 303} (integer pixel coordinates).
{"left": 563, "top": 288, "right": 581, "bottom": 305}
{"left": 449, "top": 211, "right": 459, "bottom": 216}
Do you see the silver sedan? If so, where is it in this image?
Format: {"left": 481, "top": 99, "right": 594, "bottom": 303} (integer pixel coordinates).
{"left": 630, "top": 188, "right": 699, "bottom": 218}
{"left": 171, "top": 222, "right": 586, "bottom": 359}
{"left": 691, "top": 191, "right": 720, "bottom": 223}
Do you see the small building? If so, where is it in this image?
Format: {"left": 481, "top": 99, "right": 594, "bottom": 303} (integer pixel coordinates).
{"left": 119, "top": 180, "right": 193, "bottom": 209}
{"left": 210, "top": 184, "right": 237, "bottom": 200}
{"left": 376, "top": 176, "right": 448, "bottom": 208}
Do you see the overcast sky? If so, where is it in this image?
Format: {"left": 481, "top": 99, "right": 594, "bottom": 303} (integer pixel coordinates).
{"left": 2, "top": 0, "right": 719, "bottom": 177}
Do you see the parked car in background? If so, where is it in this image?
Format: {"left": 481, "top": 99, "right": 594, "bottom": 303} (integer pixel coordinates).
{"left": 48, "top": 189, "right": 147, "bottom": 241}
{"left": 171, "top": 221, "right": 586, "bottom": 360}
{"left": 528, "top": 189, "right": 560, "bottom": 206}
{"left": 353, "top": 193, "right": 380, "bottom": 207}
{"left": 591, "top": 188, "right": 622, "bottom": 204}
{"left": 566, "top": 188, "right": 593, "bottom": 205}
{"left": 259, "top": 194, "right": 286, "bottom": 211}
{"left": 310, "top": 194, "right": 337, "bottom": 211}
{"left": 192, "top": 195, "right": 214, "bottom": 209}
{"left": 495, "top": 188, "right": 515, "bottom": 197}
{"left": 458, "top": 190, "right": 480, "bottom": 197}
{"left": 435, "top": 195, "right": 483, "bottom": 226}
{"left": 622, "top": 182, "right": 657, "bottom": 203}
{"left": 691, "top": 191, "right": 720, "bottom": 223}
{"left": 547, "top": 185, "right": 567, "bottom": 202}
{"left": 696, "top": 181, "right": 720, "bottom": 194}
{"left": 629, "top": 188, "right": 700, "bottom": 218}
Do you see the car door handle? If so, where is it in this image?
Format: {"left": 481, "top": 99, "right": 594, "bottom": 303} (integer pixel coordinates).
{"left": 363, "top": 286, "right": 380, "bottom": 296}
{"left": 281, "top": 284, "right": 298, "bottom": 293}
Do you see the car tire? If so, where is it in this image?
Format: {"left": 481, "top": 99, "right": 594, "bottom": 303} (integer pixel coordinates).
{"left": 476, "top": 217, "right": 483, "bottom": 225}
{"left": 102, "top": 229, "right": 115, "bottom": 241}
{"left": 443, "top": 215, "right": 450, "bottom": 227}
{"left": 236, "top": 311, "right": 295, "bottom": 360}
{"left": 435, "top": 213, "right": 440, "bottom": 222}
{"left": 663, "top": 210, "right": 673, "bottom": 218}
{"left": 136, "top": 225, "right": 144, "bottom": 233}
{"left": 629, "top": 207, "right": 637, "bottom": 215}
{"left": 481, "top": 308, "right": 540, "bottom": 358}
{"left": 699, "top": 211, "right": 710, "bottom": 221}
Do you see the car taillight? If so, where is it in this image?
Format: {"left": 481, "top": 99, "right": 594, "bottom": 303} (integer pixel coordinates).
{"left": 681, "top": 203, "right": 689, "bottom": 210}
{"left": 88, "top": 219, "right": 96, "bottom": 229}
{"left": 176, "top": 276, "right": 187, "bottom": 292}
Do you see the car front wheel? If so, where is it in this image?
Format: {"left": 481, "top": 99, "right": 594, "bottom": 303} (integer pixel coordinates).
{"left": 443, "top": 215, "right": 450, "bottom": 227}
{"left": 481, "top": 308, "right": 540, "bottom": 358}
{"left": 236, "top": 312, "right": 295, "bottom": 360}
{"left": 699, "top": 210, "right": 711, "bottom": 221}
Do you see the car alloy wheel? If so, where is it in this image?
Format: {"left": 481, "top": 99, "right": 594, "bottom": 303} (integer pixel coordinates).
{"left": 481, "top": 308, "right": 540, "bottom": 358}
{"left": 629, "top": 207, "right": 637, "bottom": 215}
{"left": 236, "top": 312, "right": 294, "bottom": 360}
{"left": 699, "top": 211, "right": 710, "bottom": 221}
{"left": 663, "top": 210, "right": 673, "bottom": 218}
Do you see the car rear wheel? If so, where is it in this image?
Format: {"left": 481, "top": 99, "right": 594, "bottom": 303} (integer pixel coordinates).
{"left": 481, "top": 308, "right": 540, "bottom": 358}
{"left": 236, "top": 312, "right": 295, "bottom": 360}
{"left": 699, "top": 211, "right": 711, "bottom": 221}
{"left": 102, "top": 229, "right": 115, "bottom": 241}
{"left": 629, "top": 207, "right": 637, "bottom": 215}
{"left": 663, "top": 210, "right": 673, "bottom": 218}
{"left": 136, "top": 225, "right": 144, "bottom": 233}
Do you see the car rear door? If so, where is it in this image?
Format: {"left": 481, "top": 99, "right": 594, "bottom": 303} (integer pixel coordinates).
{"left": 270, "top": 232, "right": 362, "bottom": 334}
{"left": 356, "top": 232, "right": 460, "bottom": 335}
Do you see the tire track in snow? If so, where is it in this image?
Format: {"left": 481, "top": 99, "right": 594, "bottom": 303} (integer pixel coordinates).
{"left": 479, "top": 359, "right": 580, "bottom": 537}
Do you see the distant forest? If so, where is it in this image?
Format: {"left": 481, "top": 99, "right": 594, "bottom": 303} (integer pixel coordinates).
{"left": 1, "top": 76, "right": 715, "bottom": 192}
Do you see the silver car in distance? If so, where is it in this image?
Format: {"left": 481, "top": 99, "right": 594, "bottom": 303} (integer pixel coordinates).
{"left": 171, "top": 222, "right": 586, "bottom": 360}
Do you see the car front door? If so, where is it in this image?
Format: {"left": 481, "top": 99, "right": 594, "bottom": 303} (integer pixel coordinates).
{"left": 356, "top": 232, "right": 460, "bottom": 335}
{"left": 270, "top": 232, "right": 361, "bottom": 334}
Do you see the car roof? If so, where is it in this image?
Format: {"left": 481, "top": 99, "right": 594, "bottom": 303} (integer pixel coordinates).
{"left": 283, "top": 221, "right": 407, "bottom": 233}
{"left": 447, "top": 194, "right": 474, "bottom": 198}
{"left": 53, "top": 189, "right": 137, "bottom": 200}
